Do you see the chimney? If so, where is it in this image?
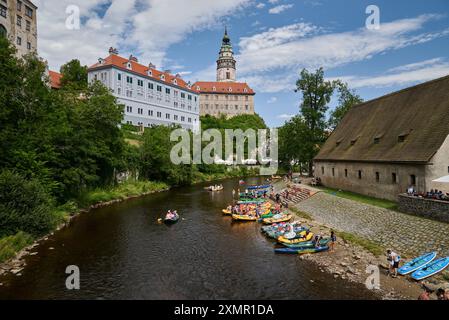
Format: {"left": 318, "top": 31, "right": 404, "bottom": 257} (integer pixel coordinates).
{"left": 109, "top": 47, "right": 118, "bottom": 55}
{"left": 175, "top": 73, "right": 181, "bottom": 78}
{"left": 129, "top": 55, "right": 138, "bottom": 63}
{"left": 148, "top": 62, "right": 155, "bottom": 69}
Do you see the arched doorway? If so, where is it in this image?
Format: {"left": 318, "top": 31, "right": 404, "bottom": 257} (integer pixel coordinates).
{"left": 0, "top": 24, "right": 7, "bottom": 38}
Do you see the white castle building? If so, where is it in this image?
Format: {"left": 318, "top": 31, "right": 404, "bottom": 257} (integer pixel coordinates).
{"left": 88, "top": 48, "right": 200, "bottom": 131}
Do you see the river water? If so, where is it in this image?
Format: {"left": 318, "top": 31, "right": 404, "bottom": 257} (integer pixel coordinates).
{"left": 0, "top": 177, "right": 377, "bottom": 299}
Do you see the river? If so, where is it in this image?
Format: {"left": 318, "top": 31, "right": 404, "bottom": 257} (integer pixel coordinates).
{"left": 0, "top": 177, "right": 378, "bottom": 299}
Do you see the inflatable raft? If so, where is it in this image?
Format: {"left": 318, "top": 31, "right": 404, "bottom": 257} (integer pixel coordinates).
{"left": 262, "top": 214, "right": 292, "bottom": 224}
{"left": 278, "top": 231, "right": 314, "bottom": 244}
{"left": 231, "top": 214, "right": 258, "bottom": 221}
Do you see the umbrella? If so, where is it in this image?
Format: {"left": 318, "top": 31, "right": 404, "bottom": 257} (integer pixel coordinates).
{"left": 432, "top": 175, "right": 449, "bottom": 183}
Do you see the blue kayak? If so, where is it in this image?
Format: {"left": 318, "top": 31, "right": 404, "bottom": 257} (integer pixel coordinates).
{"left": 275, "top": 246, "right": 329, "bottom": 255}
{"left": 247, "top": 185, "right": 271, "bottom": 190}
{"left": 411, "top": 257, "right": 449, "bottom": 281}
{"left": 398, "top": 252, "right": 437, "bottom": 275}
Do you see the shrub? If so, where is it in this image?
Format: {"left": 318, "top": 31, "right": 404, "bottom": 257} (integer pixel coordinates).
{"left": 0, "top": 231, "right": 34, "bottom": 263}
{"left": 0, "top": 170, "right": 58, "bottom": 237}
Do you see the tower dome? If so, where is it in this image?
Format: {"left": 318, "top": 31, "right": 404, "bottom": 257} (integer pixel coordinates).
{"left": 216, "top": 27, "right": 236, "bottom": 82}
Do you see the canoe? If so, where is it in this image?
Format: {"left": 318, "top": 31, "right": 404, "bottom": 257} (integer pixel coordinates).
{"left": 411, "top": 257, "right": 449, "bottom": 281}
{"left": 263, "top": 214, "right": 292, "bottom": 224}
{"left": 275, "top": 246, "right": 329, "bottom": 255}
{"left": 222, "top": 209, "right": 232, "bottom": 215}
{"left": 398, "top": 252, "right": 437, "bottom": 275}
{"left": 278, "top": 232, "right": 314, "bottom": 244}
{"left": 282, "top": 237, "right": 331, "bottom": 249}
{"left": 232, "top": 214, "right": 258, "bottom": 221}
{"left": 247, "top": 185, "right": 271, "bottom": 190}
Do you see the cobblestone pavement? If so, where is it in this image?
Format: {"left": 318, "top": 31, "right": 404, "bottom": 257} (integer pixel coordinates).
{"left": 295, "top": 192, "right": 449, "bottom": 257}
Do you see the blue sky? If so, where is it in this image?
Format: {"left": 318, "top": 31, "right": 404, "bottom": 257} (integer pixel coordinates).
{"left": 37, "top": 0, "right": 449, "bottom": 127}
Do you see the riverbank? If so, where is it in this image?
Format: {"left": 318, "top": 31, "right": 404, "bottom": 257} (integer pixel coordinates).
{"left": 0, "top": 169, "right": 259, "bottom": 278}
{"left": 271, "top": 180, "right": 437, "bottom": 300}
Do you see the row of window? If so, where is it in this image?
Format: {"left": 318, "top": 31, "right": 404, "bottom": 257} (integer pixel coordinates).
{"left": 0, "top": 1, "right": 33, "bottom": 18}
{"left": 203, "top": 104, "right": 250, "bottom": 111}
{"left": 204, "top": 94, "right": 249, "bottom": 101}
{"left": 338, "top": 134, "right": 408, "bottom": 147}
{"left": 125, "top": 106, "right": 195, "bottom": 123}
{"left": 118, "top": 73, "right": 196, "bottom": 101}
{"left": 321, "top": 167, "right": 418, "bottom": 185}
{"left": 16, "top": 35, "right": 31, "bottom": 49}
{"left": 16, "top": 14, "right": 31, "bottom": 30}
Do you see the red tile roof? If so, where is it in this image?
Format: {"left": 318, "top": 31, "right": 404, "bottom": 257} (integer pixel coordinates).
{"left": 49, "top": 70, "right": 62, "bottom": 89}
{"left": 193, "top": 81, "right": 255, "bottom": 95}
{"left": 89, "top": 54, "right": 196, "bottom": 93}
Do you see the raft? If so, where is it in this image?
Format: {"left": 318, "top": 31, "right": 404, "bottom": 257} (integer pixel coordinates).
{"left": 164, "top": 214, "right": 179, "bottom": 224}
{"left": 278, "top": 231, "right": 314, "bottom": 244}
{"left": 222, "top": 209, "right": 232, "bottom": 215}
{"left": 231, "top": 214, "right": 258, "bottom": 221}
{"left": 262, "top": 214, "right": 292, "bottom": 224}
{"left": 282, "top": 237, "right": 331, "bottom": 249}
{"left": 410, "top": 257, "right": 449, "bottom": 281}
{"left": 398, "top": 252, "right": 437, "bottom": 275}
{"left": 275, "top": 246, "right": 329, "bottom": 255}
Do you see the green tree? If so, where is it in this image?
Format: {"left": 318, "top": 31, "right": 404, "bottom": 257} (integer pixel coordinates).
{"left": 295, "top": 68, "right": 336, "bottom": 175}
{"left": 59, "top": 59, "right": 88, "bottom": 91}
{"left": 329, "top": 81, "right": 364, "bottom": 130}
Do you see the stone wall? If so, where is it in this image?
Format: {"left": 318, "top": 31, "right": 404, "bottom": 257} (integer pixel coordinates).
{"left": 314, "top": 160, "right": 427, "bottom": 201}
{"left": 398, "top": 194, "right": 449, "bottom": 223}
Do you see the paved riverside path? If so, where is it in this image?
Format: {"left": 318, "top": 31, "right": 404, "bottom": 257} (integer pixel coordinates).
{"left": 294, "top": 192, "right": 449, "bottom": 257}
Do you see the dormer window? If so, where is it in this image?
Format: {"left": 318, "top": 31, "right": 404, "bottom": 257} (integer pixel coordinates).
{"left": 374, "top": 137, "right": 380, "bottom": 144}
{"left": 213, "top": 87, "right": 216, "bottom": 91}
{"left": 173, "top": 79, "right": 177, "bottom": 85}
{"left": 98, "top": 58, "right": 105, "bottom": 65}
{"left": 126, "top": 62, "right": 132, "bottom": 70}
{"left": 161, "top": 74, "right": 165, "bottom": 81}
{"left": 398, "top": 134, "right": 408, "bottom": 143}
{"left": 147, "top": 70, "right": 153, "bottom": 76}
{"left": 350, "top": 139, "right": 357, "bottom": 146}
{"left": 228, "top": 87, "right": 232, "bottom": 92}
{"left": 196, "top": 86, "right": 200, "bottom": 91}
{"left": 244, "top": 88, "right": 248, "bottom": 93}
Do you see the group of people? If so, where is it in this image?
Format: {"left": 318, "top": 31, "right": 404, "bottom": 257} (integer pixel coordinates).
{"left": 419, "top": 286, "right": 449, "bottom": 300}
{"left": 227, "top": 203, "right": 266, "bottom": 217}
{"left": 165, "top": 210, "right": 178, "bottom": 219}
{"left": 407, "top": 186, "right": 449, "bottom": 201}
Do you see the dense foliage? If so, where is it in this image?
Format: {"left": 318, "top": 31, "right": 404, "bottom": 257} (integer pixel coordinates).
{"left": 201, "top": 113, "right": 267, "bottom": 131}
{"left": 279, "top": 68, "right": 362, "bottom": 174}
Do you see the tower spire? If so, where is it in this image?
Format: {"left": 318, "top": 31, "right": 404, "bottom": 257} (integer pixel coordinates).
{"left": 216, "top": 26, "right": 236, "bottom": 82}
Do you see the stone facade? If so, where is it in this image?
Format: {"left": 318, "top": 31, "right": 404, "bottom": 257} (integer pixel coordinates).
{"left": 398, "top": 194, "right": 449, "bottom": 223}
{"left": 0, "top": 0, "right": 37, "bottom": 57}
{"left": 314, "top": 161, "right": 427, "bottom": 201}
{"left": 198, "top": 91, "right": 255, "bottom": 117}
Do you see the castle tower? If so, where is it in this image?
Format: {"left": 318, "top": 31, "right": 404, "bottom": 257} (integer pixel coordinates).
{"left": 216, "top": 27, "right": 236, "bottom": 82}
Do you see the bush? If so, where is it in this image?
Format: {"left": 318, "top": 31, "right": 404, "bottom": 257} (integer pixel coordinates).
{"left": 0, "top": 231, "right": 34, "bottom": 263}
{"left": 0, "top": 170, "right": 58, "bottom": 237}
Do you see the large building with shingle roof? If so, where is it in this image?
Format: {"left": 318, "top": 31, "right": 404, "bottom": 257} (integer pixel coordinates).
{"left": 314, "top": 75, "right": 449, "bottom": 201}
{"left": 88, "top": 48, "right": 200, "bottom": 131}
{"left": 193, "top": 28, "right": 255, "bottom": 118}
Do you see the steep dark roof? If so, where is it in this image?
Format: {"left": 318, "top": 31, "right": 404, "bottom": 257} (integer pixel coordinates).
{"left": 315, "top": 74, "right": 449, "bottom": 164}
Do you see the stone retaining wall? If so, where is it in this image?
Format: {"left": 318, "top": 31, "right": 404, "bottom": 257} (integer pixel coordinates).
{"left": 398, "top": 194, "right": 449, "bottom": 223}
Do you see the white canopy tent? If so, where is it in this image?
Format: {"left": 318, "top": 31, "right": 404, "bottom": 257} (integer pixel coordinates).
{"left": 431, "top": 175, "right": 449, "bottom": 193}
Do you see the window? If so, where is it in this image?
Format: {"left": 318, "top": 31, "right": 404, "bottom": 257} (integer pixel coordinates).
{"left": 166, "top": 113, "right": 170, "bottom": 120}
{"left": 26, "top": 41, "right": 30, "bottom": 50}
{"left": 148, "top": 110, "right": 153, "bottom": 116}
{"left": 148, "top": 82, "right": 154, "bottom": 90}
{"left": 117, "top": 88, "right": 121, "bottom": 95}
{"left": 156, "top": 112, "right": 161, "bottom": 118}
{"left": 117, "top": 73, "right": 122, "bottom": 81}
{"left": 350, "top": 139, "right": 357, "bottom": 146}
{"left": 126, "top": 121, "right": 132, "bottom": 125}
{"left": 138, "top": 108, "right": 143, "bottom": 115}
{"left": 332, "top": 168, "right": 335, "bottom": 177}
{"left": 181, "top": 116, "right": 185, "bottom": 122}
{"left": 165, "top": 88, "right": 170, "bottom": 94}
{"left": 188, "top": 118, "right": 192, "bottom": 123}
{"left": 345, "top": 169, "right": 348, "bottom": 178}
{"left": 410, "top": 175, "right": 416, "bottom": 186}
{"left": 17, "top": 1, "right": 22, "bottom": 11}
{"left": 25, "top": 6, "right": 33, "bottom": 18}
{"left": 398, "top": 135, "right": 406, "bottom": 143}
{"left": 137, "top": 80, "right": 143, "bottom": 87}
{"left": 174, "top": 115, "right": 178, "bottom": 121}
{"left": 157, "top": 85, "right": 162, "bottom": 92}
{"left": 16, "top": 36, "right": 21, "bottom": 45}
{"left": 375, "top": 172, "right": 380, "bottom": 183}
{"left": 245, "top": 105, "right": 249, "bottom": 111}
{"left": 0, "top": 5, "right": 7, "bottom": 18}
{"left": 17, "top": 15, "right": 22, "bottom": 27}
{"left": 181, "top": 92, "right": 185, "bottom": 99}
{"left": 0, "top": 24, "right": 6, "bottom": 38}
{"left": 235, "top": 105, "right": 238, "bottom": 110}
{"left": 25, "top": 20, "right": 30, "bottom": 31}
{"left": 374, "top": 137, "right": 380, "bottom": 144}
{"left": 126, "top": 106, "right": 132, "bottom": 113}
{"left": 392, "top": 173, "right": 397, "bottom": 184}
{"left": 358, "top": 170, "right": 362, "bottom": 179}
{"left": 321, "top": 167, "right": 324, "bottom": 175}
{"left": 126, "top": 76, "right": 133, "bottom": 84}
{"left": 188, "top": 94, "right": 192, "bottom": 100}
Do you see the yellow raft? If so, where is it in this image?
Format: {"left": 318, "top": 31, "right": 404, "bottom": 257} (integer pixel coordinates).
{"left": 277, "top": 231, "right": 314, "bottom": 244}
{"left": 232, "top": 214, "right": 258, "bottom": 221}
{"left": 262, "top": 214, "right": 292, "bottom": 224}
{"left": 222, "top": 209, "right": 232, "bottom": 215}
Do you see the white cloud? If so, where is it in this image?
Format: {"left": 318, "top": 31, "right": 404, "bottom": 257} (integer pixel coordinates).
{"left": 269, "top": 4, "right": 294, "bottom": 14}
{"left": 36, "top": 0, "right": 251, "bottom": 71}
{"left": 333, "top": 58, "right": 449, "bottom": 89}
{"left": 268, "top": 0, "right": 281, "bottom": 4}
{"left": 267, "top": 97, "right": 278, "bottom": 103}
{"left": 255, "top": 3, "right": 266, "bottom": 9}
{"left": 277, "top": 114, "right": 295, "bottom": 119}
